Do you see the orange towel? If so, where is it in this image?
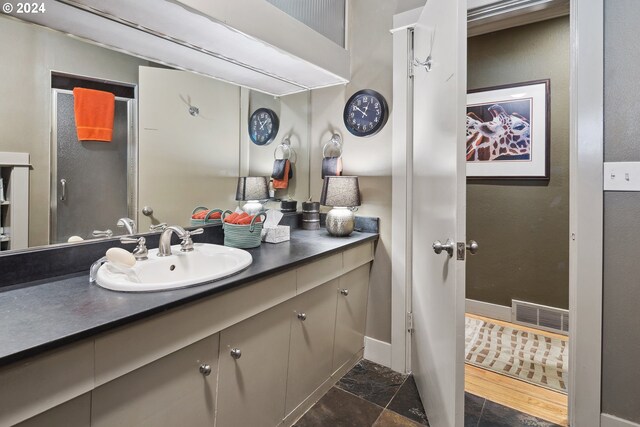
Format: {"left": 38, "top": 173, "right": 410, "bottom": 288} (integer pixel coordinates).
{"left": 273, "top": 160, "right": 291, "bottom": 189}
{"left": 73, "top": 88, "right": 115, "bottom": 142}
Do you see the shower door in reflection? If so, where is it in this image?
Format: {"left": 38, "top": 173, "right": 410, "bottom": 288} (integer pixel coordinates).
{"left": 51, "top": 89, "right": 136, "bottom": 244}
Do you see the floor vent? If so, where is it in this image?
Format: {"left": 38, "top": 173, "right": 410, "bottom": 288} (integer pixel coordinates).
{"left": 511, "top": 300, "right": 569, "bottom": 335}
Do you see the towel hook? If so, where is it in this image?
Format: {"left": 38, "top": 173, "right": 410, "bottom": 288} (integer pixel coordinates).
{"left": 413, "top": 28, "right": 436, "bottom": 73}
{"left": 322, "top": 133, "right": 343, "bottom": 159}
{"left": 413, "top": 55, "right": 433, "bottom": 72}
{"left": 274, "top": 137, "right": 294, "bottom": 160}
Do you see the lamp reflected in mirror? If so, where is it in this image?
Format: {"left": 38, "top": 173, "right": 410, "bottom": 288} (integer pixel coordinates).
{"left": 236, "top": 177, "right": 269, "bottom": 215}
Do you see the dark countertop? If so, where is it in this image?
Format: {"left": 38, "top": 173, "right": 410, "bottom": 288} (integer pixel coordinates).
{"left": 0, "top": 229, "right": 377, "bottom": 367}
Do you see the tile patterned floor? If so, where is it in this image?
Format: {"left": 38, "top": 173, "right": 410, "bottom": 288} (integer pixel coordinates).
{"left": 294, "top": 359, "right": 563, "bottom": 427}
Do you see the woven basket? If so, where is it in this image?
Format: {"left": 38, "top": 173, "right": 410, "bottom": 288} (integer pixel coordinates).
{"left": 222, "top": 212, "right": 266, "bottom": 249}
{"left": 191, "top": 207, "right": 224, "bottom": 226}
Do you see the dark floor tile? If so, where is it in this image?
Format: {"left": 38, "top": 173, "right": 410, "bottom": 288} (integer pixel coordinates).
{"left": 373, "top": 409, "right": 425, "bottom": 427}
{"left": 293, "top": 387, "right": 383, "bottom": 427}
{"left": 336, "top": 359, "right": 408, "bottom": 408}
{"left": 387, "top": 375, "right": 429, "bottom": 425}
{"left": 464, "top": 393, "right": 485, "bottom": 427}
{"left": 478, "top": 400, "right": 561, "bottom": 427}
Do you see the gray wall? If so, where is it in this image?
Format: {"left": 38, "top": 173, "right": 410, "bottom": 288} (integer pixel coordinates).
{"left": 466, "top": 17, "right": 570, "bottom": 309}
{"left": 602, "top": 0, "right": 640, "bottom": 422}
{"left": 309, "top": 0, "right": 424, "bottom": 343}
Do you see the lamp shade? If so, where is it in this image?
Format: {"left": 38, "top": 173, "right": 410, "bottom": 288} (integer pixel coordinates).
{"left": 320, "top": 176, "right": 361, "bottom": 207}
{"left": 236, "top": 176, "right": 269, "bottom": 201}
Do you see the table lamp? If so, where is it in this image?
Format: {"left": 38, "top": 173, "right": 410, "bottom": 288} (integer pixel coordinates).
{"left": 320, "top": 176, "right": 361, "bottom": 237}
{"left": 236, "top": 176, "right": 269, "bottom": 215}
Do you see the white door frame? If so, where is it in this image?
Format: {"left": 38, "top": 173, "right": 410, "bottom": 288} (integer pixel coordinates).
{"left": 390, "top": 1, "right": 604, "bottom": 425}
{"left": 568, "top": 0, "right": 603, "bottom": 425}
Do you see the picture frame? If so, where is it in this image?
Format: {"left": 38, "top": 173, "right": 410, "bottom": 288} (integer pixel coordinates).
{"left": 466, "top": 79, "right": 550, "bottom": 180}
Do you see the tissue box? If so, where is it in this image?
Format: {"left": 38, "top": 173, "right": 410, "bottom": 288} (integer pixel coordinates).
{"left": 263, "top": 225, "right": 290, "bottom": 243}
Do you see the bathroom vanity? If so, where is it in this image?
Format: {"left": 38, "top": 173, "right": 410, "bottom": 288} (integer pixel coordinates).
{"left": 0, "top": 230, "right": 376, "bottom": 427}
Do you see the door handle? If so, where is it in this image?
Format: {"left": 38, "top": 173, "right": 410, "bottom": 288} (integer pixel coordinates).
{"left": 60, "top": 179, "right": 67, "bottom": 201}
{"left": 433, "top": 239, "right": 454, "bottom": 257}
{"left": 467, "top": 240, "right": 479, "bottom": 255}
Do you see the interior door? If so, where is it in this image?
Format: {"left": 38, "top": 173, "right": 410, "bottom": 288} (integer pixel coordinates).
{"left": 411, "top": 1, "right": 466, "bottom": 426}
{"left": 138, "top": 66, "right": 240, "bottom": 230}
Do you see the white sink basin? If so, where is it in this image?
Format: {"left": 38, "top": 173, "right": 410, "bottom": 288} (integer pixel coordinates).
{"left": 95, "top": 243, "right": 252, "bottom": 292}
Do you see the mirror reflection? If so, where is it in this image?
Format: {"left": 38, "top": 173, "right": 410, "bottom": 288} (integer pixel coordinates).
{"left": 0, "top": 15, "right": 310, "bottom": 252}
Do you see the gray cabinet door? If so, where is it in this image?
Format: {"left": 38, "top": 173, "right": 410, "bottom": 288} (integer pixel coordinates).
{"left": 15, "top": 394, "right": 91, "bottom": 427}
{"left": 286, "top": 279, "right": 339, "bottom": 415}
{"left": 333, "top": 264, "right": 371, "bottom": 372}
{"left": 91, "top": 335, "right": 218, "bottom": 427}
{"left": 217, "top": 302, "right": 292, "bottom": 427}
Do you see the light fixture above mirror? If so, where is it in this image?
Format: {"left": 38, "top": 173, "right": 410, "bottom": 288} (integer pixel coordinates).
{"left": 8, "top": 0, "right": 350, "bottom": 96}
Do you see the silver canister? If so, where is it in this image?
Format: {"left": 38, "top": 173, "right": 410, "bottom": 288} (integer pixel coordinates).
{"left": 302, "top": 201, "right": 320, "bottom": 230}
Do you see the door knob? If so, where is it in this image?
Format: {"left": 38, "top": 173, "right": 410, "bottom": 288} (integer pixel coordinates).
{"left": 433, "top": 239, "right": 454, "bottom": 257}
{"left": 297, "top": 312, "right": 307, "bottom": 321}
{"left": 230, "top": 348, "right": 242, "bottom": 360}
{"left": 199, "top": 364, "right": 211, "bottom": 376}
{"left": 467, "top": 240, "right": 479, "bottom": 255}
{"left": 142, "top": 206, "right": 154, "bottom": 217}
{"left": 340, "top": 289, "right": 349, "bottom": 296}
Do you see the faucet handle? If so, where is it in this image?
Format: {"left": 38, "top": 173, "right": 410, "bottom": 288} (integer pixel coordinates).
{"left": 149, "top": 223, "right": 168, "bottom": 232}
{"left": 120, "top": 236, "right": 143, "bottom": 244}
{"left": 180, "top": 228, "right": 204, "bottom": 253}
{"left": 92, "top": 229, "right": 113, "bottom": 238}
{"left": 120, "top": 236, "right": 148, "bottom": 261}
{"left": 188, "top": 228, "right": 204, "bottom": 236}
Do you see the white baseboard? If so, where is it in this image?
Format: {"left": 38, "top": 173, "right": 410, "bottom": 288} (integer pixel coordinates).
{"left": 364, "top": 336, "right": 392, "bottom": 368}
{"left": 602, "top": 414, "right": 640, "bottom": 427}
{"left": 465, "top": 298, "right": 512, "bottom": 322}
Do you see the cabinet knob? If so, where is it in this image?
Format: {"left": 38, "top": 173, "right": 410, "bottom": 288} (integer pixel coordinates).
{"left": 297, "top": 312, "right": 307, "bottom": 321}
{"left": 230, "top": 348, "right": 242, "bottom": 359}
{"left": 199, "top": 364, "right": 211, "bottom": 376}
{"left": 340, "top": 289, "right": 349, "bottom": 296}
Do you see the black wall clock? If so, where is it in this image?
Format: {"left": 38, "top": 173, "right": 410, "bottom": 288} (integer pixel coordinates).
{"left": 249, "top": 108, "right": 279, "bottom": 145}
{"left": 343, "top": 89, "right": 389, "bottom": 137}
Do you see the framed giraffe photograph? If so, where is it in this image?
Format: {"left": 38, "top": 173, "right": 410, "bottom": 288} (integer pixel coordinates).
{"left": 466, "top": 79, "right": 550, "bottom": 180}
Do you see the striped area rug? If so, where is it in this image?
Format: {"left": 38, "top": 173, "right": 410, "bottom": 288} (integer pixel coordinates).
{"left": 465, "top": 316, "right": 568, "bottom": 393}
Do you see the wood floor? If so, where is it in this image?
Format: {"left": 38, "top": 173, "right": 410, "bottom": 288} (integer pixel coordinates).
{"left": 465, "top": 313, "right": 569, "bottom": 426}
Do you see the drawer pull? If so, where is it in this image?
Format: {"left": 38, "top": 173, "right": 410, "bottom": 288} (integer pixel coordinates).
{"left": 230, "top": 348, "right": 242, "bottom": 360}
{"left": 340, "top": 289, "right": 349, "bottom": 296}
{"left": 199, "top": 363, "right": 212, "bottom": 376}
{"left": 297, "top": 312, "right": 307, "bottom": 321}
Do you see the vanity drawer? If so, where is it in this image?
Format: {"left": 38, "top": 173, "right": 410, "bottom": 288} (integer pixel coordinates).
{"left": 343, "top": 241, "right": 374, "bottom": 273}
{"left": 296, "top": 253, "right": 342, "bottom": 294}
{"left": 95, "top": 270, "right": 296, "bottom": 386}
{"left": 0, "top": 341, "right": 94, "bottom": 426}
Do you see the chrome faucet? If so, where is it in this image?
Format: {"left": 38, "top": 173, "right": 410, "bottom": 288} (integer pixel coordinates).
{"left": 158, "top": 226, "right": 204, "bottom": 257}
{"left": 117, "top": 217, "right": 136, "bottom": 234}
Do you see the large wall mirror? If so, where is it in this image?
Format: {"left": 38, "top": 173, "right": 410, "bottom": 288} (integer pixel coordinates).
{"left": 0, "top": 15, "right": 311, "bottom": 253}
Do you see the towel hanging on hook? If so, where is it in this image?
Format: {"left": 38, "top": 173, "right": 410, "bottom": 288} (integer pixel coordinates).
{"left": 272, "top": 137, "right": 294, "bottom": 189}
{"left": 322, "top": 133, "right": 343, "bottom": 179}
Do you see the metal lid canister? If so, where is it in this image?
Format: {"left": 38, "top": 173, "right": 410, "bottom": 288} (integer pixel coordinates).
{"left": 302, "top": 201, "right": 320, "bottom": 230}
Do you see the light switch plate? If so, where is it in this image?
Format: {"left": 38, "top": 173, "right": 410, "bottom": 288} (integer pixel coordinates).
{"left": 604, "top": 162, "right": 640, "bottom": 191}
